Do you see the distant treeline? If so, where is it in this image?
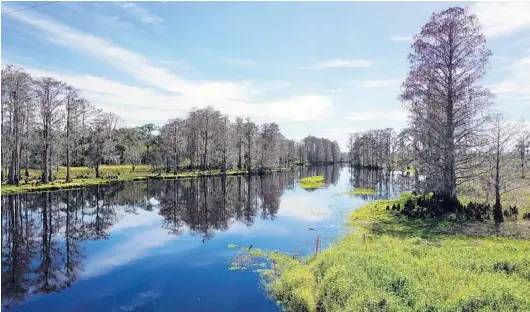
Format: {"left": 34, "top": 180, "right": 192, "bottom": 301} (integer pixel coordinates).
{"left": 1, "top": 64, "right": 343, "bottom": 185}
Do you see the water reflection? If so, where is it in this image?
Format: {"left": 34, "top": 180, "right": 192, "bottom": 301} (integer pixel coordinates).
{"left": 1, "top": 165, "right": 409, "bottom": 310}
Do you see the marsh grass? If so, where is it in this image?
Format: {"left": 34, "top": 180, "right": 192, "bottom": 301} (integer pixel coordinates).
{"left": 231, "top": 192, "right": 530, "bottom": 312}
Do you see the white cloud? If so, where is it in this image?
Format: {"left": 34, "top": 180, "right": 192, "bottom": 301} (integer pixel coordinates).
{"left": 303, "top": 59, "right": 372, "bottom": 70}
{"left": 471, "top": 2, "right": 530, "bottom": 37}
{"left": 328, "top": 88, "right": 343, "bottom": 93}
{"left": 3, "top": 5, "right": 333, "bottom": 124}
{"left": 278, "top": 195, "right": 333, "bottom": 222}
{"left": 362, "top": 79, "right": 402, "bottom": 89}
{"left": 343, "top": 108, "right": 408, "bottom": 122}
{"left": 82, "top": 225, "right": 198, "bottom": 279}
{"left": 488, "top": 55, "right": 530, "bottom": 101}
{"left": 220, "top": 57, "right": 259, "bottom": 67}
{"left": 119, "top": 2, "right": 164, "bottom": 28}
{"left": 390, "top": 36, "right": 412, "bottom": 42}
{"left": 109, "top": 208, "right": 162, "bottom": 233}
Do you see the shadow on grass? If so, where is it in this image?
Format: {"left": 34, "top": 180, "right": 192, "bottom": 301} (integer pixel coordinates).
{"left": 350, "top": 195, "right": 530, "bottom": 240}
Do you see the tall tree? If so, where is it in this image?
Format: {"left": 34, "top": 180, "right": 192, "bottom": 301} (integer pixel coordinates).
{"left": 64, "top": 86, "right": 84, "bottom": 182}
{"left": 34, "top": 77, "right": 66, "bottom": 183}
{"left": 400, "top": 7, "right": 493, "bottom": 204}
{"left": 1, "top": 66, "right": 34, "bottom": 185}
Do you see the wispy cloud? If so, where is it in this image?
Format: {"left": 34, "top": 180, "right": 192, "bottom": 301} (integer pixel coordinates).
{"left": 220, "top": 57, "right": 259, "bottom": 67}
{"left": 303, "top": 59, "right": 372, "bottom": 70}
{"left": 119, "top": 2, "right": 164, "bottom": 28}
{"left": 328, "top": 88, "right": 343, "bottom": 93}
{"left": 488, "top": 54, "right": 530, "bottom": 103}
{"left": 3, "top": 4, "right": 333, "bottom": 124}
{"left": 390, "top": 36, "right": 413, "bottom": 42}
{"left": 471, "top": 2, "right": 530, "bottom": 37}
{"left": 343, "top": 108, "right": 408, "bottom": 122}
{"left": 362, "top": 79, "right": 402, "bottom": 89}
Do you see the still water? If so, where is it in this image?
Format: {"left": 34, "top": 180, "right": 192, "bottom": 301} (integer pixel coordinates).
{"left": 2, "top": 166, "right": 411, "bottom": 312}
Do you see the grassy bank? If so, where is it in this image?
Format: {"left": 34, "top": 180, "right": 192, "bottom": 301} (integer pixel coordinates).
{"left": 1, "top": 165, "right": 291, "bottom": 195}
{"left": 234, "top": 193, "right": 530, "bottom": 312}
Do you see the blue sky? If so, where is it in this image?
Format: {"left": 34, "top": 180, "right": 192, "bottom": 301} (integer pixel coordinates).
{"left": 2, "top": 1, "right": 530, "bottom": 150}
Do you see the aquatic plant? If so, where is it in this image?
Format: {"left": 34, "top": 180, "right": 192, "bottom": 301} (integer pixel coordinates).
{"left": 299, "top": 175, "right": 326, "bottom": 189}
{"left": 343, "top": 188, "right": 376, "bottom": 195}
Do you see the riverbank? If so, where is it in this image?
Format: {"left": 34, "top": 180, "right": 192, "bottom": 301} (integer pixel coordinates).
{"left": 0, "top": 165, "right": 292, "bottom": 195}
{"left": 236, "top": 192, "right": 530, "bottom": 312}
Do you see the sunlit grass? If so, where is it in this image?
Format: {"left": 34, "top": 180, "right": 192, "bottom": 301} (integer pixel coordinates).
{"left": 231, "top": 192, "right": 530, "bottom": 312}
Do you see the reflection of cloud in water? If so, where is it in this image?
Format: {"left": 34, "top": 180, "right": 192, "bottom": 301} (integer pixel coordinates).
{"left": 110, "top": 208, "right": 162, "bottom": 233}
{"left": 277, "top": 195, "right": 332, "bottom": 221}
{"left": 82, "top": 224, "right": 196, "bottom": 279}
{"left": 119, "top": 290, "right": 160, "bottom": 312}
{"left": 220, "top": 220, "right": 289, "bottom": 236}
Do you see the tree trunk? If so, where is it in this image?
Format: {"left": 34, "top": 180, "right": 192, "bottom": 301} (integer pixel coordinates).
{"left": 41, "top": 120, "right": 49, "bottom": 184}
{"left": 66, "top": 111, "right": 71, "bottom": 183}
{"left": 522, "top": 149, "right": 526, "bottom": 178}
{"left": 8, "top": 96, "right": 20, "bottom": 185}
{"left": 493, "top": 139, "right": 504, "bottom": 223}
{"left": 237, "top": 139, "right": 242, "bottom": 170}
{"left": 95, "top": 162, "right": 101, "bottom": 178}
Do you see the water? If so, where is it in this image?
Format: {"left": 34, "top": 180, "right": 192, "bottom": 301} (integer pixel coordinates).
{"left": 2, "top": 166, "right": 409, "bottom": 312}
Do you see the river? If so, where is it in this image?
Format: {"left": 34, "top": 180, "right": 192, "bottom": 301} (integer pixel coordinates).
{"left": 1, "top": 166, "right": 412, "bottom": 312}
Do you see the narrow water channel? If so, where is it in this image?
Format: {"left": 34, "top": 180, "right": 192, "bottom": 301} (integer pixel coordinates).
{"left": 1, "top": 166, "right": 412, "bottom": 312}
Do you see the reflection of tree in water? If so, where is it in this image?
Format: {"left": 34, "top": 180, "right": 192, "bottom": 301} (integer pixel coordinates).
{"left": 2, "top": 195, "right": 37, "bottom": 307}
{"left": 299, "top": 165, "right": 341, "bottom": 188}
{"left": 349, "top": 167, "right": 413, "bottom": 199}
{"left": 0, "top": 168, "right": 328, "bottom": 308}
{"left": 155, "top": 173, "right": 292, "bottom": 239}
{"left": 1, "top": 184, "right": 125, "bottom": 309}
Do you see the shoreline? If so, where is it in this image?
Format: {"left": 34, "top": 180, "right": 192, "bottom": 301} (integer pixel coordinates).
{"left": 233, "top": 192, "right": 530, "bottom": 311}
{"left": 1, "top": 167, "right": 292, "bottom": 196}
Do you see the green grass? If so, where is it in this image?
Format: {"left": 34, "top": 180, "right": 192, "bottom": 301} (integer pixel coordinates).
{"left": 344, "top": 188, "right": 376, "bottom": 195}
{"left": 232, "top": 192, "right": 530, "bottom": 312}
{"left": 1, "top": 165, "right": 287, "bottom": 195}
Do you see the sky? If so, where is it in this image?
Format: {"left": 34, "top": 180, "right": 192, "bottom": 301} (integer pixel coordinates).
{"left": 1, "top": 1, "right": 530, "bottom": 151}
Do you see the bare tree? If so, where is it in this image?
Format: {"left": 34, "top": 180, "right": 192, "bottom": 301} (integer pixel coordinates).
{"left": 515, "top": 121, "right": 530, "bottom": 178}
{"left": 34, "top": 77, "right": 66, "bottom": 183}
{"left": 400, "top": 7, "right": 493, "bottom": 205}
{"left": 485, "top": 114, "right": 522, "bottom": 223}
{"left": 1, "top": 65, "right": 34, "bottom": 185}
{"left": 242, "top": 118, "right": 258, "bottom": 171}
{"left": 64, "top": 86, "right": 84, "bottom": 182}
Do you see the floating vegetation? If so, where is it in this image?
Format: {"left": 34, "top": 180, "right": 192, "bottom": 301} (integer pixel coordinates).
{"left": 299, "top": 175, "right": 326, "bottom": 189}
{"left": 227, "top": 244, "right": 238, "bottom": 248}
{"left": 343, "top": 188, "right": 376, "bottom": 195}
{"left": 299, "top": 175, "right": 324, "bottom": 183}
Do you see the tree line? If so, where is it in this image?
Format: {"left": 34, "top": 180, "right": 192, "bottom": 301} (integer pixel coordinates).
{"left": 1, "top": 64, "right": 343, "bottom": 186}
